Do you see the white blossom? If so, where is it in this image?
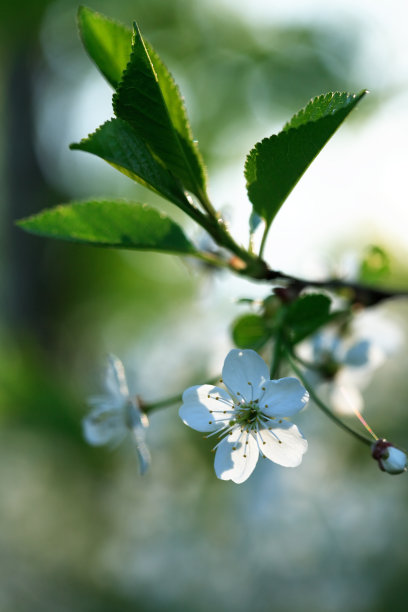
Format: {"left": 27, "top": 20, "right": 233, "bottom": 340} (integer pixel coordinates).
{"left": 179, "top": 349, "right": 308, "bottom": 484}
{"left": 300, "top": 307, "right": 403, "bottom": 416}
{"left": 299, "top": 328, "right": 384, "bottom": 415}
{"left": 83, "top": 355, "right": 150, "bottom": 474}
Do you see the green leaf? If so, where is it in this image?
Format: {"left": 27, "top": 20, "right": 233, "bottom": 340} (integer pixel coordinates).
{"left": 245, "top": 90, "right": 367, "bottom": 228}
{"left": 17, "top": 200, "right": 197, "bottom": 255}
{"left": 113, "top": 23, "right": 207, "bottom": 199}
{"left": 77, "top": 6, "right": 132, "bottom": 89}
{"left": 231, "top": 314, "right": 270, "bottom": 350}
{"left": 70, "top": 119, "right": 193, "bottom": 212}
{"left": 285, "top": 293, "right": 332, "bottom": 344}
{"left": 359, "top": 245, "right": 390, "bottom": 284}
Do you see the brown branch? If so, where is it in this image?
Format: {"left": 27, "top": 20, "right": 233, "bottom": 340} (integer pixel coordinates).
{"left": 249, "top": 264, "right": 408, "bottom": 306}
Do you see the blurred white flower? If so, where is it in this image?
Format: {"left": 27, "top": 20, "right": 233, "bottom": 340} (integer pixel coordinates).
{"left": 371, "top": 439, "right": 407, "bottom": 475}
{"left": 83, "top": 355, "right": 150, "bottom": 474}
{"left": 298, "top": 321, "right": 392, "bottom": 415}
{"left": 179, "top": 349, "right": 308, "bottom": 484}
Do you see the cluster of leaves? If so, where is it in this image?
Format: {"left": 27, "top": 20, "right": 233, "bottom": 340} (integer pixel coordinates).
{"left": 18, "top": 6, "right": 366, "bottom": 278}
{"left": 232, "top": 291, "right": 344, "bottom": 352}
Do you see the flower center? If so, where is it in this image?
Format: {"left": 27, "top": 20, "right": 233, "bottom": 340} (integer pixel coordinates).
{"left": 234, "top": 404, "right": 260, "bottom": 430}
{"left": 319, "top": 353, "right": 340, "bottom": 379}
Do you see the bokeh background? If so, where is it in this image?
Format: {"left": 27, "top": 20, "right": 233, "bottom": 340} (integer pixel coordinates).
{"left": 1, "top": 0, "right": 408, "bottom": 610}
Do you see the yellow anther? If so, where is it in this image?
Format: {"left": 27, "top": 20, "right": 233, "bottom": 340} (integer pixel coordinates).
{"left": 247, "top": 381, "right": 252, "bottom": 385}
{"left": 216, "top": 397, "right": 219, "bottom": 400}
{"left": 237, "top": 391, "right": 240, "bottom": 396}
{"left": 219, "top": 378, "right": 223, "bottom": 383}
{"left": 263, "top": 441, "right": 266, "bottom": 445}
{"left": 262, "top": 387, "right": 266, "bottom": 391}
{"left": 208, "top": 421, "right": 212, "bottom": 424}
{"left": 243, "top": 454, "right": 247, "bottom": 458}
{"left": 223, "top": 411, "right": 227, "bottom": 414}
{"left": 207, "top": 395, "right": 210, "bottom": 398}
{"left": 278, "top": 440, "right": 282, "bottom": 444}
{"left": 279, "top": 419, "right": 282, "bottom": 423}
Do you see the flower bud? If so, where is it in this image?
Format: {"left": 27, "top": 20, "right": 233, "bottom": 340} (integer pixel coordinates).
{"left": 371, "top": 439, "right": 407, "bottom": 475}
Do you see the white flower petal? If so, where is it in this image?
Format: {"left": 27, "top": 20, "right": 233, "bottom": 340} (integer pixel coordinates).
{"left": 179, "top": 385, "right": 233, "bottom": 432}
{"left": 260, "top": 377, "right": 309, "bottom": 417}
{"left": 343, "top": 340, "right": 371, "bottom": 367}
{"left": 312, "top": 331, "right": 341, "bottom": 364}
{"left": 126, "top": 401, "right": 151, "bottom": 474}
{"left": 214, "top": 427, "right": 259, "bottom": 483}
{"left": 222, "top": 349, "right": 269, "bottom": 402}
{"left": 105, "top": 354, "right": 129, "bottom": 400}
{"left": 258, "top": 422, "right": 307, "bottom": 467}
{"left": 82, "top": 406, "right": 127, "bottom": 447}
{"left": 87, "top": 395, "right": 121, "bottom": 411}
{"left": 132, "top": 427, "right": 151, "bottom": 475}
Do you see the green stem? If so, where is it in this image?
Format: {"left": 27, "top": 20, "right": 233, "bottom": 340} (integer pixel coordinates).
{"left": 187, "top": 189, "right": 268, "bottom": 276}
{"left": 142, "top": 375, "right": 221, "bottom": 414}
{"left": 142, "top": 391, "right": 182, "bottom": 413}
{"left": 191, "top": 251, "right": 231, "bottom": 269}
{"left": 290, "top": 352, "right": 323, "bottom": 372}
{"left": 197, "top": 188, "right": 221, "bottom": 220}
{"left": 270, "top": 330, "right": 283, "bottom": 379}
{"left": 285, "top": 348, "right": 372, "bottom": 446}
{"left": 258, "top": 223, "right": 270, "bottom": 258}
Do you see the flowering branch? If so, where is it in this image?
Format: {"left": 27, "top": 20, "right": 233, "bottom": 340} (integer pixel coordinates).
{"left": 17, "top": 8, "right": 408, "bottom": 482}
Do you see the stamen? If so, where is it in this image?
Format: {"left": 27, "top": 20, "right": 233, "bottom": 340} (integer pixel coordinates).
{"left": 252, "top": 427, "right": 266, "bottom": 456}
{"left": 261, "top": 425, "right": 281, "bottom": 444}
{"left": 338, "top": 384, "right": 378, "bottom": 441}
{"left": 209, "top": 409, "right": 235, "bottom": 415}
{"left": 210, "top": 421, "right": 241, "bottom": 450}
{"left": 205, "top": 422, "right": 234, "bottom": 440}
{"left": 248, "top": 381, "right": 255, "bottom": 402}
